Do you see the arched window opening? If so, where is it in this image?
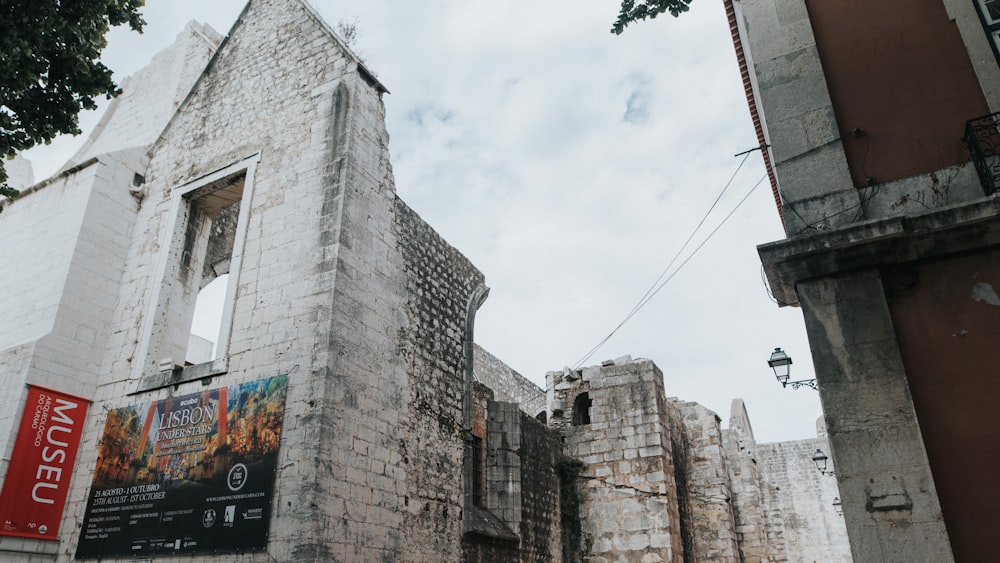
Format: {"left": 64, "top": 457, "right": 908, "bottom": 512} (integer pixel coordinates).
{"left": 572, "top": 392, "right": 592, "bottom": 426}
{"left": 536, "top": 410, "right": 547, "bottom": 424}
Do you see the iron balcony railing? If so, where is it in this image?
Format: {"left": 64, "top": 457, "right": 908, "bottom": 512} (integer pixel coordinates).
{"left": 965, "top": 112, "right": 1000, "bottom": 195}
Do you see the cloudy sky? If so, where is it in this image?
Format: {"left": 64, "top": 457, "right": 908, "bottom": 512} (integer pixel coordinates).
{"left": 21, "top": 0, "right": 823, "bottom": 443}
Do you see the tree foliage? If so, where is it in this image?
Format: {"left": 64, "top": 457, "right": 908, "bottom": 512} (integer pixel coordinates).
{"left": 611, "top": 0, "right": 694, "bottom": 34}
{"left": 0, "top": 0, "right": 145, "bottom": 200}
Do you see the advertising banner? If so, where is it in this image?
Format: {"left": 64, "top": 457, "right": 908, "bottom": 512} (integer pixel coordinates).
{"left": 75, "top": 375, "right": 288, "bottom": 559}
{"left": 0, "top": 385, "right": 89, "bottom": 540}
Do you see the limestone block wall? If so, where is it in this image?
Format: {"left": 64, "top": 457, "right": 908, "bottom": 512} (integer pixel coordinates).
{"left": 477, "top": 401, "right": 563, "bottom": 562}
{"left": 675, "top": 401, "right": 741, "bottom": 562}
{"left": 473, "top": 344, "right": 545, "bottom": 418}
{"left": 395, "top": 199, "right": 486, "bottom": 562}
{"left": 0, "top": 163, "right": 109, "bottom": 352}
{"left": 63, "top": 22, "right": 222, "bottom": 169}
{"left": 37, "top": 0, "right": 421, "bottom": 560}
{"left": 560, "top": 360, "right": 684, "bottom": 562}
{"left": 732, "top": 0, "right": 857, "bottom": 234}
{"left": 0, "top": 0, "right": 521, "bottom": 560}
{"left": 516, "top": 411, "right": 563, "bottom": 562}
{"left": 486, "top": 401, "right": 523, "bottom": 533}
{"left": 465, "top": 397, "right": 562, "bottom": 562}
{"left": 549, "top": 359, "right": 850, "bottom": 562}
{"left": 723, "top": 400, "right": 787, "bottom": 563}
{"left": 0, "top": 149, "right": 144, "bottom": 546}
{"left": 757, "top": 431, "right": 850, "bottom": 563}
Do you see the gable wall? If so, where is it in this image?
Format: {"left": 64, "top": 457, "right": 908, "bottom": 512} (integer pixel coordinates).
{"left": 58, "top": 0, "right": 407, "bottom": 559}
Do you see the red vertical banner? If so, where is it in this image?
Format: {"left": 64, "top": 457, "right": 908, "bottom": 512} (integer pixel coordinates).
{"left": 0, "top": 385, "right": 89, "bottom": 540}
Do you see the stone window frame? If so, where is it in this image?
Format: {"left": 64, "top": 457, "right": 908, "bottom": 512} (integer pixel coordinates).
{"left": 132, "top": 154, "right": 260, "bottom": 391}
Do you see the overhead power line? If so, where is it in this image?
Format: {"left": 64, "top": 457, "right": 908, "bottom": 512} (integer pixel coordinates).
{"left": 569, "top": 164, "right": 767, "bottom": 370}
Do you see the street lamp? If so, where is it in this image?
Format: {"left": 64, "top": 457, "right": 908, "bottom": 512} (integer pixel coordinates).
{"left": 767, "top": 347, "right": 817, "bottom": 390}
{"left": 833, "top": 497, "right": 843, "bottom": 516}
{"left": 812, "top": 448, "right": 834, "bottom": 476}
{"left": 768, "top": 347, "right": 792, "bottom": 383}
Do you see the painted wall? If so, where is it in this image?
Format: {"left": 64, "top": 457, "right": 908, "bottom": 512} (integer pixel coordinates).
{"left": 886, "top": 250, "right": 1000, "bottom": 562}
{"left": 806, "top": 0, "right": 990, "bottom": 188}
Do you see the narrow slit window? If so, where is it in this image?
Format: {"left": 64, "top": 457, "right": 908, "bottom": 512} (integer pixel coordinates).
{"left": 572, "top": 392, "right": 592, "bottom": 426}
{"left": 471, "top": 435, "right": 486, "bottom": 508}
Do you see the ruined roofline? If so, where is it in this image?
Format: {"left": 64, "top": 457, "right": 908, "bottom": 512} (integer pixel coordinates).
{"left": 297, "top": 0, "right": 389, "bottom": 94}
{"left": 147, "top": 0, "right": 388, "bottom": 163}
{"left": 8, "top": 1, "right": 388, "bottom": 207}
{"left": 60, "top": 20, "right": 224, "bottom": 173}
{"left": 0, "top": 157, "right": 98, "bottom": 212}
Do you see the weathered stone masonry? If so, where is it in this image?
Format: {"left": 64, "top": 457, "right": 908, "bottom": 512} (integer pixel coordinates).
{"left": 0, "top": 1, "right": 851, "bottom": 561}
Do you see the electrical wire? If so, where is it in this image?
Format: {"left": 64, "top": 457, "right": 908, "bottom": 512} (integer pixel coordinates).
{"left": 762, "top": 263, "right": 777, "bottom": 305}
{"left": 617, "top": 151, "right": 753, "bottom": 326}
{"left": 570, "top": 172, "right": 768, "bottom": 370}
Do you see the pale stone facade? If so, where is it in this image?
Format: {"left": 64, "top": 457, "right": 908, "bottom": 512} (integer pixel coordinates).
{"left": 548, "top": 358, "right": 848, "bottom": 562}
{"left": 0, "top": 1, "right": 849, "bottom": 561}
{"left": 756, "top": 420, "right": 851, "bottom": 563}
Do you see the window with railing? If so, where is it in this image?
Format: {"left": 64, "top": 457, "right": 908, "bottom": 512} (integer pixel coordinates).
{"left": 965, "top": 112, "right": 1000, "bottom": 195}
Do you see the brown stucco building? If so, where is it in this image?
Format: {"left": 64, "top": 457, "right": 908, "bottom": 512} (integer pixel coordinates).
{"left": 729, "top": 0, "right": 1000, "bottom": 560}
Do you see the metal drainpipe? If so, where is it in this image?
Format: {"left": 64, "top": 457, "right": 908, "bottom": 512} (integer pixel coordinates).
{"left": 462, "top": 284, "right": 490, "bottom": 517}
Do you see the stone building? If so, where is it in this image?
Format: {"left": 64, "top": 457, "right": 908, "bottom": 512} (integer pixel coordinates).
{"left": 543, "top": 358, "right": 848, "bottom": 562}
{"left": 0, "top": 1, "right": 847, "bottom": 561}
{"left": 727, "top": 0, "right": 1000, "bottom": 560}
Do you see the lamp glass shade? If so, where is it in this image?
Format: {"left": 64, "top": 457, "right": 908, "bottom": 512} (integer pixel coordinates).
{"left": 768, "top": 347, "right": 793, "bottom": 382}
{"left": 812, "top": 449, "right": 829, "bottom": 473}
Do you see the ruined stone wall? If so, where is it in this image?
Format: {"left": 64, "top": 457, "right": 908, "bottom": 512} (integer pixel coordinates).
{"left": 660, "top": 399, "right": 694, "bottom": 563}
{"left": 757, "top": 431, "right": 850, "bottom": 562}
{"left": 64, "top": 22, "right": 222, "bottom": 169}
{"left": 473, "top": 344, "right": 545, "bottom": 417}
{"left": 560, "top": 360, "right": 683, "bottom": 562}
{"left": 41, "top": 0, "right": 425, "bottom": 560}
{"left": 723, "top": 400, "right": 787, "bottom": 563}
{"left": 675, "top": 401, "right": 741, "bottom": 562}
{"left": 486, "top": 401, "right": 523, "bottom": 535}
{"left": 0, "top": 1, "right": 553, "bottom": 559}
{"left": 517, "top": 411, "right": 562, "bottom": 562}
{"left": 396, "top": 199, "right": 486, "bottom": 562}
{"left": 463, "top": 400, "right": 562, "bottom": 562}
{"left": 548, "top": 361, "right": 848, "bottom": 563}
